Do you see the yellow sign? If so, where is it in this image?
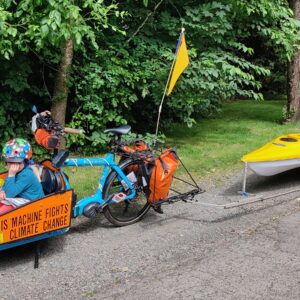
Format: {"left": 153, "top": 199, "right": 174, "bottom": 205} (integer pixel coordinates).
{"left": 0, "top": 190, "right": 73, "bottom": 244}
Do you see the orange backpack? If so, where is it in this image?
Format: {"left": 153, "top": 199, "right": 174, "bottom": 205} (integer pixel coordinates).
{"left": 148, "top": 148, "right": 179, "bottom": 203}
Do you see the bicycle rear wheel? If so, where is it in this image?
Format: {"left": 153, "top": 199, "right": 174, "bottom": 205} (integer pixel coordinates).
{"left": 103, "top": 158, "right": 151, "bottom": 226}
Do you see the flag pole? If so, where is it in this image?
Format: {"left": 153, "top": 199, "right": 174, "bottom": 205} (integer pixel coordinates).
{"left": 154, "top": 28, "right": 184, "bottom": 145}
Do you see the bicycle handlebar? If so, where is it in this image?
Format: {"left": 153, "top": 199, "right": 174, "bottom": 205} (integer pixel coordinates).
{"left": 64, "top": 127, "right": 85, "bottom": 134}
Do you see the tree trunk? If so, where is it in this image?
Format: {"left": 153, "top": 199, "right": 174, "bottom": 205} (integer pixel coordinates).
{"left": 51, "top": 38, "right": 74, "bottom": 126}
{"left": 287, "top": 0, "right": 300, "bottom": 122}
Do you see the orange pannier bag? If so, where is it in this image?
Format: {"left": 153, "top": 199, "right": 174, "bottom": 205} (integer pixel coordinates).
{"left": 35, "top": 128, "right": 60, "bottom": 150}
{"left": 148, "top": 148, "right": 179, "bottom": 203}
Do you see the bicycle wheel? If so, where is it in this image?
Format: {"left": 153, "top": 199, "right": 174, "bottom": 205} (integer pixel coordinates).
{"left": 103, "top": 158, "right": 151, "bottom": 226}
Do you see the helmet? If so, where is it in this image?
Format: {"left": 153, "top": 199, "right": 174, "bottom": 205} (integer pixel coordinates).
{"left": 2, "top": 138, "right": 32, "bottom": 163}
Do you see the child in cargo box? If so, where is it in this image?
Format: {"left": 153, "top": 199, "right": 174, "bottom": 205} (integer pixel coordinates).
{"left": 0, "top": 138, "right": 45, "bottom": 214}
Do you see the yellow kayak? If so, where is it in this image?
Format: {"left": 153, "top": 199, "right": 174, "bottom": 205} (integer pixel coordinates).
{"left": 241, "top": 133, "right": 300, "bottom": 176}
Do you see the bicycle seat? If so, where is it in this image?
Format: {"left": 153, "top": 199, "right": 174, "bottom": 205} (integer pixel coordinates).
{"left": 104, "top": 125, "right": 131, "bottom": 135}
{"left": 52, "top": 149, "right": 69, "bottom": 168}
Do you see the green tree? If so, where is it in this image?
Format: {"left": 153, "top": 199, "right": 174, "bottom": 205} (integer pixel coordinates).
{"left": 287, "top": 0, "right": 300, "bottom": 121}
{"left": 0, "top": 0, "right": 299, "bottom": 154}
{"left": 0, "top": 0, "right": 121, "bottom": 125}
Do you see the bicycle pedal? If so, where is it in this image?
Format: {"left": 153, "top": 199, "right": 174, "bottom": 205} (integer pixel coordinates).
{"left": 83, "top": 202, "right": 102, "bottom": 218}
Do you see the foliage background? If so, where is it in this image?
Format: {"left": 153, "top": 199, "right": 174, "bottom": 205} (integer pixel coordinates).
{"left": 0, "top": 0, "right": 299, "bottom": 154}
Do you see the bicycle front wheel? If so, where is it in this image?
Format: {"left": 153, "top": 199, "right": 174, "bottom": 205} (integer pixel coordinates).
{"left": 103, "top": 158, "right": 151, "bottom": 226}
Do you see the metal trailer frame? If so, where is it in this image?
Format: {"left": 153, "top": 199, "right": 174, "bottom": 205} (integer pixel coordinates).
{"left": 179, "top": 162, "right": 300, "bottom": 209}
{"left": 162, "top": 160, "right": 300, "bottom": 209}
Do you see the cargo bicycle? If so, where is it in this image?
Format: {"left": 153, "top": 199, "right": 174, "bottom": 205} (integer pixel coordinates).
{"left": 0, "top": 125, "right": 154, "bottom": 250}
{"left": 0, "top": 111, "right": 202, "bottom": 265}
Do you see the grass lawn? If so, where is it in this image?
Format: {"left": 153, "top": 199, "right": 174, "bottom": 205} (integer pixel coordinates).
{"left": 166, "top": 100, "right": 299, "bottom": 179}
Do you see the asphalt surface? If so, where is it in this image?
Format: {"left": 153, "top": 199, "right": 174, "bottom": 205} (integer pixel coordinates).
{"left": 0, "top": 168, "right": 299, "bottom": 300}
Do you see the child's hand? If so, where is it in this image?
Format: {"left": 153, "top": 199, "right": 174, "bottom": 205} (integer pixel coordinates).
{"left": 7, "top": 163, "right": 23, "bottom": 177}
{"left": 0, "top": 190, "right": 6, "bottom": 201}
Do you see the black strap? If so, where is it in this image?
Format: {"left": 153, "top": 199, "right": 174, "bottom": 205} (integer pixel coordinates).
{"left": 159, "top": 157, "right": 168, "bottom": 174}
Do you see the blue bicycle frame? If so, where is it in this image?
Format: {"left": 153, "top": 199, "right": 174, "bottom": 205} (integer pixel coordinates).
{"left": 62, "top": 153, "right": 137, "bottom": 218}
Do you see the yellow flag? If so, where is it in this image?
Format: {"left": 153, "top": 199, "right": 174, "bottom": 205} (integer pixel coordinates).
{"left": 167, "top": 32, "right": 189, "bottom": 96}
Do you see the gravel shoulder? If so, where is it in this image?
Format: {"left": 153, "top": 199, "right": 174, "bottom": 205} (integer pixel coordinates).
{"left": 0, "top": 168, "right": 299, "bottom": 300}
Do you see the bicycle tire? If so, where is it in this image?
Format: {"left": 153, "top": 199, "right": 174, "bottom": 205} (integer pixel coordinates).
{"left": 103, "top": 158, "right": 151, "bottom": 226}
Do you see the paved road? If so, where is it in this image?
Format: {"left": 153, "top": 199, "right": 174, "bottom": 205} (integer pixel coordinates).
{"left": 0, "top": 169, "right": 299, "bottom": 299}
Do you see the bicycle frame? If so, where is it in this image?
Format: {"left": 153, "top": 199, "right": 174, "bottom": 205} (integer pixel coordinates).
{"left": 61, "top": 153, "right": 137, "bottom": 218}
